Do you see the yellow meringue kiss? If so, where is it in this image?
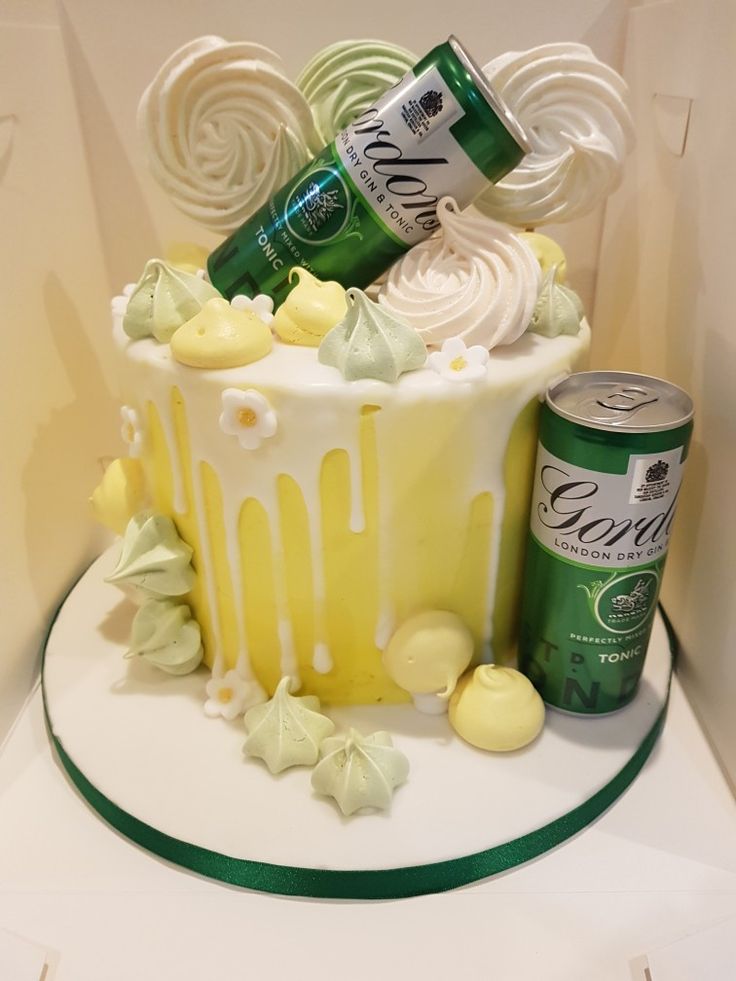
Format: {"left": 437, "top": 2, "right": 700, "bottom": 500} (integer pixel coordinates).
{"left": 449, "top": 665, "right": 545, "bottom": 752}
{"left": 171, "top": 298, "right": 272, "bottom": 369}
{"left": 164, "top": 242, "right": 210, "bottom": 275}
{"left": 90, "top": 458, "right": 148, "bottom": 535}
{"left": 519, "top": 232, "right": 568, "bottom": 284}
{"left": 383, "top": 611, "right": 474, "bottom": 700}
{"left": 273, "top": 268, "right": 347, "bottom": 347}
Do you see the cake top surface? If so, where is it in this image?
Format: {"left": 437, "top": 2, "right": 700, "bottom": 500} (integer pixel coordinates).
{"left": 114, "top": 303, "right": 590, "bottom": 400}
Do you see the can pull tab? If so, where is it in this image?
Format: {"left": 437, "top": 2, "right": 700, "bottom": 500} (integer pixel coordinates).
{"left": 587, "top": 386, "right": 659, "bottom": 425}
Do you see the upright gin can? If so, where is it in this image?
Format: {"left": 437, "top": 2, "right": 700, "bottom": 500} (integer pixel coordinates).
{"left": 208, "top": 36, "right": 529, "bottom": 303}
{"left": 519, "top": 371, "right": 694, "bottom": 715}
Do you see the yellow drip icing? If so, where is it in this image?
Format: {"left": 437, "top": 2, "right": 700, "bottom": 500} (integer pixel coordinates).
{"left": 386, "top": 400, "right": 478, "bottom": 621}
{"left": 319, "top": 405, "right": 406, "bottom": 704}
{"left": 492, "top": 398, "right": 541, "bottom": 665}
{"left": 167, "top": 387, "right": 215, "bottom": 664}
{"left": 450, "top": 491, "right": 494, "bottom": 655}
{"left": 277, "top": 474, "right": 318, "bottom": 688}
{"left": 238, "top": 497, "right": 281, "bottom": 694}
{"left": 145, "top": 401, "right": 173, "bottom": 514}
{"left": 200, "top": 461, "right": 239, "bottom": 668}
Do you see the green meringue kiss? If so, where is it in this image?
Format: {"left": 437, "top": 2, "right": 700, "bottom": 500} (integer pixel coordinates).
{"left": 318, "top": 288, "right": 426, "bottom": 383}
{"left": 105, "top": 511, "right": 195, "bottom": 599}
{"left": 528, "top": 265, "right": 585, "bottom": 338}
{"left": 243, "top": 677, "right": 335, "bottom": 774}
{"left": 126, "top": 598, "right": 203, "bottom": 675}
{"left": 311, "top": 729, "right": 410, "bottom": 816}
{"left": 123, "top": 258, "right": 221, "bottom": 342}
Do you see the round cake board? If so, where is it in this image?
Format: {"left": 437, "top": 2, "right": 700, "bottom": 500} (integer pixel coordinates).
{"left": 42, "top": 550, "right": 675, "bottom": 900}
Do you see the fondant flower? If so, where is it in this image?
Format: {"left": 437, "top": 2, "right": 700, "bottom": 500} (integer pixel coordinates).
{"left": 219, "top": 389, "right": 277, "bottom": 450}
{"left": 120, "top": 405, "right": 143, "bottom": 457}
{"left": 204, "top": 669, "right": 263, "bottom": 721}
{"left": 231, "top": 293, "right": 275, "bottom": 327}
{"left": 428, "top": 337, "right": 490, "bottom": 382}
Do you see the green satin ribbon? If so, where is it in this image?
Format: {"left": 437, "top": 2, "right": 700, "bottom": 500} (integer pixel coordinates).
{"left": 41, "top": 582, "right": 678, "bottom": 900}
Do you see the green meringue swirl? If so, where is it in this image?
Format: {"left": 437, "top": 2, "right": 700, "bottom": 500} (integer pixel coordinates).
{"left": 105, "top": 511, "right": 194, "bottom": 598}
{"left": 123, "top": 258, "right": 221, "bottom": 343}
{"left": 318, "top": 288, "right": 426, "bottom": 383}
{"left": 528, "top": 266, "right": 585, "bottom": 338}
{"left": 126, "top": 598, "right": 203, "bottom": 675}
{"left": 297, "top": 40, "right": 417, "bottom": 144}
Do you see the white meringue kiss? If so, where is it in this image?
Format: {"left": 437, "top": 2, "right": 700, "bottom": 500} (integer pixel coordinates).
{"left": 378, "top": 199, "right": 540, "bottom": 350}
{"left": 477, "top": 43, "right": 634, "bottom": 227}
{"left": 139, "top": 36, "right": 319, "bottom": 233}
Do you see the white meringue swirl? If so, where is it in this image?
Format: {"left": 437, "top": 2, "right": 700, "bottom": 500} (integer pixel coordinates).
{"left": 296, "top": 39, "right": 417, "bottom": 145}
{"left": 378, "top": 199, "right": 540, "bottom": 351}
{"left": 476, "top": 43, "right": 634, "bottom": 227}
{"left": 138, "top": 36, "right": 319, "bottom": 234}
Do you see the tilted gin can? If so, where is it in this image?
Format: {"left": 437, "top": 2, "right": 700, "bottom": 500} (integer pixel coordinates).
{"left": 208, "top": 35, "right": 529, "bottom": 303}
{"left": 519, "top": 371, "right": 694, "bottom": 715}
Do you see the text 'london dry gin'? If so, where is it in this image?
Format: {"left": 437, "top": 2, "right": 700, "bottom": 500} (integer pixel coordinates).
{"left": 519, "top": 372, "right": 694, "bottom": 715}
{"left": 208, "top": 36, "right": 529, "bottom": 303}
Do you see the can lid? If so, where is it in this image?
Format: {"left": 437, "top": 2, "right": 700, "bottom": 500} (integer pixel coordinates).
{"left": 448, "top": 36, "right": 531, "bottom": 155}
{"left": 547, "top": 371, "right": 694, "bottom": 433}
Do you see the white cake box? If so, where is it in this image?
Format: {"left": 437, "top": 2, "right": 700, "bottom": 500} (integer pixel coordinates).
{"left": 1, "top": 0, "right": 735, "bottom": 973}
{"left": 2, "top": 0, "right": 733, "bottom": 785}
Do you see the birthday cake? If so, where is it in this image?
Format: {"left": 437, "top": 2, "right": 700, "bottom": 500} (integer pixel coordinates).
{"left": 91, "top": 37, "right": 633, "bottom": 811}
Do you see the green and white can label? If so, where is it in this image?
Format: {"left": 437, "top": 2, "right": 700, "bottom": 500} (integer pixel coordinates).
{"left": 208, "top": 36, "right": 528, "bottom": 304}
{"left": 519, "top": 372, "right": 693, "bottom": 715}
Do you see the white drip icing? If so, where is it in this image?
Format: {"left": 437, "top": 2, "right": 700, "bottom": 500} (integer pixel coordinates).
{"left": 311, "top": 642, "right": 333, "bottom": 674}
{"left": 264, "top": 492, "right": 300, "bottom": 688}
{"left": 348, "top": 445, "right": 365, "bottom": 533}
{"left": 234, "top": 649, "right": 254, "bottom": 680}
{"left": 466, "top": 375, "right": 558, "bottom": 657}
{"left": 192, "top": 437, "right": 227, "bottom": 666}
{"left": 278, "top": 619, "right": 299, "bottom": 687}
{"left": 304, "top": 469, "right": 327, "bottom": 660}
{"left": 154, "top": 399, "right": 186, "bottom": 514}
{"left": 222, "top": 491, "right": 253, "bottom": 679}
{"left": 148, "top": 386, "right": 225, "bottom": 666}
{"left": 373, "top": 607, "right": 395, "bottom": 652}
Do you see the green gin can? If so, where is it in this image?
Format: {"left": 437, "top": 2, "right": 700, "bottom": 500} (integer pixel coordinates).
{"left": 519, "top": 371, "right": 694, "bottom": 715}
{"left": 208, "top": 35, "right": 529, "bottom": 303}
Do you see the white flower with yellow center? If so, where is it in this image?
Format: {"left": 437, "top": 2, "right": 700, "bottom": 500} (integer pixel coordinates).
{"left": 204, "top": 669, "right": 262, "bottom": 721}
{"left": 231, "top": 293, "right": 275, "bottom": 327}
{"left": 428, "top": 337, "right": 490, "bottom": 382}
{"left": 120, "top": 405, "right": 143, "bottom": 457}
{"left": 219, "top": 389, "right": 277, "bottom": 450}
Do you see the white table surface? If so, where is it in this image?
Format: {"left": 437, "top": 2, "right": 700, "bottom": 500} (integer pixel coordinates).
{"left": 1, "top": 677, "right": 735, "bottom": 981}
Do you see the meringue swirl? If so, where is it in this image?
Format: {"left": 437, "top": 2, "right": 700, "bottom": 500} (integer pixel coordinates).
{"left": 138, "top": 36, "right": 318, "bottom": 233}
{"left": 378, "top": 199, "right": 540, "bottom": 350}
{"left": 476, "top": 43, "right": 634, "bottom": 227}
{"left": 296, "top": 39, "right": 417, "bottom": 144}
